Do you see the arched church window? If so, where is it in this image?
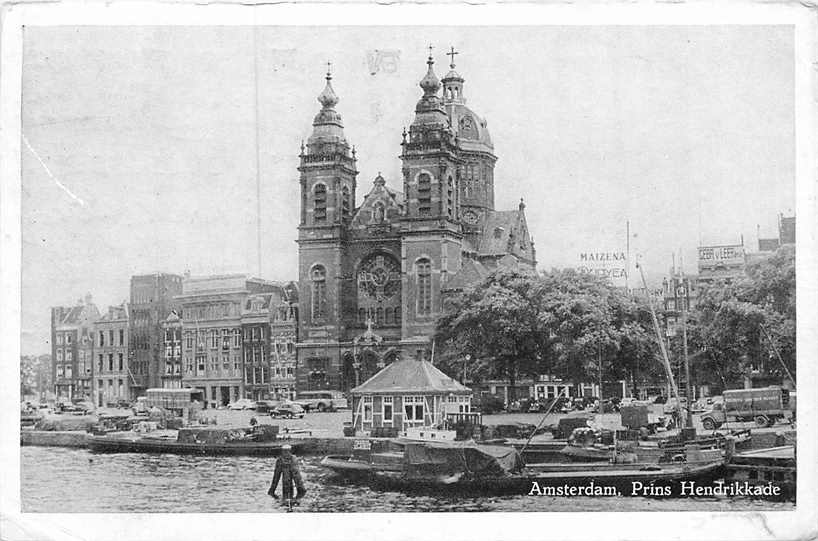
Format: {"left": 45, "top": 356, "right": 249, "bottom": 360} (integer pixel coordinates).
{"left": 417, "top": 173, "right": 432, "bottom": 216}
{"left": 416, "top": 259, "right": 432, "bottom": 316}
{"left": 311, "top": 265, "right": 327, "bottom": 320}
{"left": 341, "top": 186, "right": 351, "bottom": 220}
{"left": 384, "top": 307, "right": 392, "bottom": 325}
{"left": 447, "top": 176, "right": 454, "bottom": 218}
{"left": 314, "top": 184, "right": 327, "bottom": 224}
{"left": 376, "top": 307, "right": 383, "bottom": 326}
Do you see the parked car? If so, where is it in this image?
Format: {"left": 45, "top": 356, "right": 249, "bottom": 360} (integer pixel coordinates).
{"left": 294, "top": 391, "right": 348, "bottom": 412}
{"left": 227, "top": 398, "right": 256, "bottom": 411}
{"left": 254, "top": 399, "right": 282, "bottom": 414}
{"left": 270, "top": 402, "right": 305, "bottom": 419}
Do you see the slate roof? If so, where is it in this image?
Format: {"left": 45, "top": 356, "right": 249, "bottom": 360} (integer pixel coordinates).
{"left": 445, "top": 258, "right": 490, "bottom": 291}
{"left": 351, "top": 358, "right": 471, "bottom": 395}
{"left": 478, "top": 210, "right": 521, "bottom": 256}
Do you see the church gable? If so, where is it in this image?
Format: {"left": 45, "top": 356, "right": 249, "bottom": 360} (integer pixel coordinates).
{"left": 351, "top": 174, "right": 405, "bottom": 229}
{"left": 477, "top": 203, "right": 536, "bottom": 266}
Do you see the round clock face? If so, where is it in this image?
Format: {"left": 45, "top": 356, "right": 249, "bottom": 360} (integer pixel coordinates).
{"left": 463, "top": 210, "right": 479, "bottom": 225}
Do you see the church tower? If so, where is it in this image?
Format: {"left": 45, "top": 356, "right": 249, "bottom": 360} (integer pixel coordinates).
{"left": 399, "top": 50, "right": 464, "bottom": 349}
{"left": 296, "top": 66, "right": 357, "bottom": 391}
{"left": 400, "top": 49, "right": 462, "bottom": 223}
{"left": 440, "top": 48, "right": 497, "bottom": 248}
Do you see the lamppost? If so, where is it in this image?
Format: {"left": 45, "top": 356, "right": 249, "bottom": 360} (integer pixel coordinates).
{"left": 463, "top": 354, "right": 471, "bottom": 385}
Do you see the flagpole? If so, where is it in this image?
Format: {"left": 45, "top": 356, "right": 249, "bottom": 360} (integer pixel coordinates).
{"left": 625, "top": 220, "right": 630, "bottom": 292}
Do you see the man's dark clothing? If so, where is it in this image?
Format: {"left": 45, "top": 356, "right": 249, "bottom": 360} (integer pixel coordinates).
{"left": 268, "top": 454, "right": 306, "bottom": 500}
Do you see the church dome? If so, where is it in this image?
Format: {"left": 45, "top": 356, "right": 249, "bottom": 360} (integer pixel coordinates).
{"left": 439, "top": 48, "right": 494, "bottom": 153}
{"left": 447, "top": 103, "right": 493, "bottom": 151}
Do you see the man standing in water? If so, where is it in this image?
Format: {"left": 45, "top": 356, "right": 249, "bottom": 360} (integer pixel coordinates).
{"left": 268, "top": 444, "right": 306, "bottom": 506}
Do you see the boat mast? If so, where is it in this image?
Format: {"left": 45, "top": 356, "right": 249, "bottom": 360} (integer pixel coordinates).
{"left": 636, "top": 261, "right": 683, "bottom": 424}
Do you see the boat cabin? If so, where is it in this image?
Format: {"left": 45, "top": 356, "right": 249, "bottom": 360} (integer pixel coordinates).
{"left": 349, "top": 357, "right": 472, "bottom": 435}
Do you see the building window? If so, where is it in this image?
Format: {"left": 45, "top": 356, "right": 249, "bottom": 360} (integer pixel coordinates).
{"left": 66, "top": 334, "right": 73, "bottom": 345}
{"left": 222, "top": 354, "right": 230, "bottom": 373}
{"left": 314, "top": 183, "right": 327, "bottom": 223}
{"left": 56, "top": 349, "right": 63, "bottom": 362}
{"left": 209, "top": 330, "right": 218, "bottom": 349}
{"left": 416, "top": 259, "right": 432, "bottom": 316}
{"left": 65, "top": 365, "right": 73, "bottom": 378}
{"left": 197, "top": 355, "right": 206, "bottom": 375}
{"left": 119, "top": 329, "right": 125, "bottom": 345}
{"left": 66, "top": 350, "right": 73, "bottom": 362}
{"left": 287, "top": 342, "right": 294, "bottom": 355}
{"left": 311, "top": 265, "right": 327, "bottom": 320}
{"left": 98, "top": 331, "right": 104, "bottom": 347}
{"left": 222, "top": 329, "right": 230, "bottom": 349}
{"left": 98, "top": 354, "right": 103, "bottom": 372}
{"left": 118, "top": 353, "right": 123, "bottom": 371}
{"left": 382, "top": 396, "right": 394, "bottom": 425}
{"left": 108, "top": 354, "right": 114, "bottom": 372}
{"left": 232, "top": 329, "right": 241, "bottom": 347}
{"left": 56, "top": 334, "right": 63, "bottom": 345}
{"left": 109, "top": 330, "right": 114, "bottom": 346}
{"left": 404, "top": 395, "right": 425, "bottom": 426}
{"left": 233, "top": 355, "right": 241, "bottom": 375}
{"left": 363, "top": 395, "right": 373, "bottom": 423}
{"left": 185, "top": 333, "right": 193, "bottom": 349}
{"left": 57, "top": 365, "right": 64, "bottom": 377}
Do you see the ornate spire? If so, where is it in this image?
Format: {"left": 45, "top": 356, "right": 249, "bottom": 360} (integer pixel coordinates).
{"left": 317, "top": 61, "right": 339, "bottom": 109}
{"left": 419, "top": 44, "right": 440, "bottom": 95}
{"left": 441, "top": 45, "right": 464, "bottom": 104}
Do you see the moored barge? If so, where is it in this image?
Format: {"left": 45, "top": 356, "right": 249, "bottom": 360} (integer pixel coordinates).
{"left": 88, "top": 426, "right": 304, "bottom": 456}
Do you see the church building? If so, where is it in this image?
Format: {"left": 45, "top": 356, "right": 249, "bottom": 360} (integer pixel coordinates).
{"left": 295, "top": 48, "right": 537, "bottom": 393}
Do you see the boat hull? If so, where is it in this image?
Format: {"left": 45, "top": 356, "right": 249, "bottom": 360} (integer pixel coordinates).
{"left": 88, "top": 435, "right": 304, "bottom": 456}
{"left": 320, "top": 455, "right": 726, "bottom": 496}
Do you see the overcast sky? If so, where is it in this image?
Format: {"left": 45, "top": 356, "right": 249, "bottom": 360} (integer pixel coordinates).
{"left": 21, "top": 25, "right": 794, "bottom": 355}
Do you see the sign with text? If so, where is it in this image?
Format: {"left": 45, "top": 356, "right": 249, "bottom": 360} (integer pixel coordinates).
{"left": 697, "top": 245, "right": 745, "bottom": 268}
{"left": 577, "top": 251, "right": 628, "bottom": 287}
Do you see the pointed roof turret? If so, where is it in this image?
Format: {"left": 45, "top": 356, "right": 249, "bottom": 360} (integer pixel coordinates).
{"left": 305, "top": 62, "right": 352, "bottom": 157}
{"left": 419, "top": 45, "right": 441, "bottom": 95}
{"left": 317, "top": 62, "right": 339, "bottom": 109}
{"left": 411, "top": 46, "right": 448, "bottom": 127}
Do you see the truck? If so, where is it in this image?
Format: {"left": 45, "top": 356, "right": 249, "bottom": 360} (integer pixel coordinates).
{"left": 700, "top": 387, "right": 794, "bottom": 430}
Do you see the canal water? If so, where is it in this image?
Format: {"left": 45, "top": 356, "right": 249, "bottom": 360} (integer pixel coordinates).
{"left": 21, "top": 447, "right": 792, "bottom": 513}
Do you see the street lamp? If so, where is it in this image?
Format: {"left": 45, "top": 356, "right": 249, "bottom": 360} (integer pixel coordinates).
{"left": 463, "top": 354, "right": 471, "bottom": 384}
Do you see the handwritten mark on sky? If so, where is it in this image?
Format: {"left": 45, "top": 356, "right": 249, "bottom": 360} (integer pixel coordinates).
{"left": 22, "top": 134, "right": 86, "bottom": 206}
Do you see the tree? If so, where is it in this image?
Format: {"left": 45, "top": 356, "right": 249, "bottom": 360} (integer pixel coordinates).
{"left": 435, "top": 267, "right": 662, "bottom": 397}
{"left": 687, "top": 245, "right": 796, "bottom": 388}
{"left": 435, "top": 268, "right": 544, "bottom": 400}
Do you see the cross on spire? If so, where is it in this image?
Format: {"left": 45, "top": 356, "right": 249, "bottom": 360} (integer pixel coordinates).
{"left": 427, "top": 43, "right": 434, "bottom": 63}
{"left": 326, "top": 61, "right": 332, "bottom": 80}
{"left": 447, "top": 46, "right": 459, "bottom": 68}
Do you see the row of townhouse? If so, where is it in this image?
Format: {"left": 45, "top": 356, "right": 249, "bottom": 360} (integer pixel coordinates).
{"left": 51, "top": 273, "right": 299, "bottom": 408}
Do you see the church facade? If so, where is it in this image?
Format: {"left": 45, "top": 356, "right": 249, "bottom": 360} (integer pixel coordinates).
{"left": 295, "top": 49, "right": 537, "bottom": 393}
